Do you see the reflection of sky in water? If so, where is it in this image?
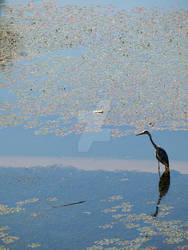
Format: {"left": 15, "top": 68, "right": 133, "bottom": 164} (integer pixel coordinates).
{"left": 0, "top": 127, "right": 187, "bottom": 162}
{"left": 0, "top": 166, "right": 187, "bottom": 249}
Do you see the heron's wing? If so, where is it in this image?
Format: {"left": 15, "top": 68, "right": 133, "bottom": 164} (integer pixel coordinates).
{"left": 156, "top": 147, "right": 169, "bottom": 166}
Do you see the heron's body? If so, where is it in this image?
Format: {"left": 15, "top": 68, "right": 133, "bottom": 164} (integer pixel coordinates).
{"left": 155, "top": 146, "right": 169, "bottom": 168}
{"left": 136, "top": 131, "right": 169, "bottom": 172}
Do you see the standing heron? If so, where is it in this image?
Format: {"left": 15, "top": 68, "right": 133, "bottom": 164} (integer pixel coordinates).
{"left": 136, "top": 130, "right": 169, "bottom": 175}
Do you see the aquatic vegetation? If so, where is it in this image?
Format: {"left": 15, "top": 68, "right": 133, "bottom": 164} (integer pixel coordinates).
{"left": 178, "top": 246, "right": 188, "bottom": 250}
{"left": 121, "top": 202, "right": 133, "bottom": 213}
{"left": 87, "top": 237, "right": 150, "bottom": 249}
{"left": 0, "top": 204, "right": 22, "bottom": 215}
{"left": 108, "top": 195, "right": 123, "bottom": 202}
{"left": 16, "top": 198, "right": 39, "bottom": 206}
{"left": 92, "top": 192, "right": 188, "bottom": 249}
{"left": 121, "top": 213, "right": 152, "bottom": 222}
{"left": 0, "top": 166, "right": 187, "bottom": 249}
{"left": 2, "top": 236, "right": 19, "bottom": 244}
{"left": 103, "top": 206, "right": 121, "bottom": 214}
{"left": 0, "top": 246, "right": 9, "bottom": 250}
{"left": 125, "top": 223, "right": 140, "bottom": 229}
{"left": 0, "top": 227, "right": 8, "bottom": 232}
{"left": 30, "top": 213, "right": 40, "bottom": 217}
{"left": 0, "top": 232, "right": 7, "bottom": 239}
{"left": 99, "top": 224, "right": 113, "bottom": 229}
{"left": 91, "top": 209, "right": 188, "bottom": 248}
{"left": 27, "top": 243, "right": 41, "bottom": 248}
{"left": 0, "top": 2, "right": 187, "bottom": 136}
{"left": 103, "top": 199, "right": 132, "bottom": 215}
{"left": 138, "top": 226, "right": 158, "bottom": 237}
{"left": 0, "top": 226, "right": 8, "bottom": 242}
{"left": 87, "top": 238, "right": 121, "bottom": 248}
{"left": 46, "top": 197, "right": 57, "bottom": 202}
{"left": 0, "top": 21, "right": 20, "bottom": 66}
{"left": 158, "top": 204, "right": 173, "bottom": 211}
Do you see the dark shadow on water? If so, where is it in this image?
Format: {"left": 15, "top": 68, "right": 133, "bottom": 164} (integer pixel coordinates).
{"left": 50, "top": 200, "right": 86, "bottom": 208}
{"left": 153, "top": 167, "right": 170, "bottom": 217}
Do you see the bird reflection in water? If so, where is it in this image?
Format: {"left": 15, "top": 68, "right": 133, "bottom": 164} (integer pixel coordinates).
{"left": 153, "top": 167, "right": 170, "bottom": 217}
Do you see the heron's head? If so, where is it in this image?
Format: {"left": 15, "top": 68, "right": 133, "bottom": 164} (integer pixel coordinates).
{"left": 136, "top": 130, "right": 150, "bottom": 136}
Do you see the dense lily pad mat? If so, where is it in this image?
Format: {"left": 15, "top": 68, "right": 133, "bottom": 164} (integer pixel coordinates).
{"left": 0, "top": 3, "right": 187, "bottom": 136}
{"left": 0, "top": 166, "right": 187, "bottom": 249}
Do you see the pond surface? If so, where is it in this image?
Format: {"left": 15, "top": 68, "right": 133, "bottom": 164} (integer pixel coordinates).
{"left": 0, "top": 0, "right": 188, "bottom": 249}
{"left": 0, "top": 0, "right": 187, "bottom": 135}
{"left": 0, "top": 164, "right": 188, "bottom": 249}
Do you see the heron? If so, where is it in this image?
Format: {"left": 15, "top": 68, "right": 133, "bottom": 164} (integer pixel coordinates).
{"left": 136, "top": 130, "right": 169, "bottom": 175}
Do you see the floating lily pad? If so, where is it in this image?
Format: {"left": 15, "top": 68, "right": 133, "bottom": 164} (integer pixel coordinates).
{"left": 2, "top": 236, "right": 19, "bottom": 244}
{"left": 27, "top": 243, "right": 41, "bottom": 248}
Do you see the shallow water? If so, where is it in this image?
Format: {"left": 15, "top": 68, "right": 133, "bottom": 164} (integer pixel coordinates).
{"left": 0, "top": 0, "right": 187, "bottom": 135}
{"left": 0, "top": 165, "right": 188, "bottom": 249}
{"left": 0, "top": 0, "right": 188, "bottom": 249}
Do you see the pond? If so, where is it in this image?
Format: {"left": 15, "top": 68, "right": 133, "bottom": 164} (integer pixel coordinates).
{"left": 0, "top": 0, "right": 188, "bottom": 249}
{"left": 0, "top": 162, "right": 188, "bottom": 249}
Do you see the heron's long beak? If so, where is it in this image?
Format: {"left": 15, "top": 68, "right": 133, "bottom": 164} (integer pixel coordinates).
{"left": 136, "top": 131, "right": 145, "bottom": 136}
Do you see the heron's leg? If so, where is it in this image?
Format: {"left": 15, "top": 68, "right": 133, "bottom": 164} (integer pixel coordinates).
{"left": 158, "top": 161, "right": 160, "bottom": 177}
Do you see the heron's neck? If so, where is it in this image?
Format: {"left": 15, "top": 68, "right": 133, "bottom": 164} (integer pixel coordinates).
{"left": 148, "top": 133, "right": 158, "bottom": 149}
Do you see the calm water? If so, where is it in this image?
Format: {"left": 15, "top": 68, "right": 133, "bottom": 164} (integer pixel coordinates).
{"left": 0, "top": 165, "right": 188, "bottom": 249}
{"left": 0, "top": 0, "right": 188, "bottom": 249}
